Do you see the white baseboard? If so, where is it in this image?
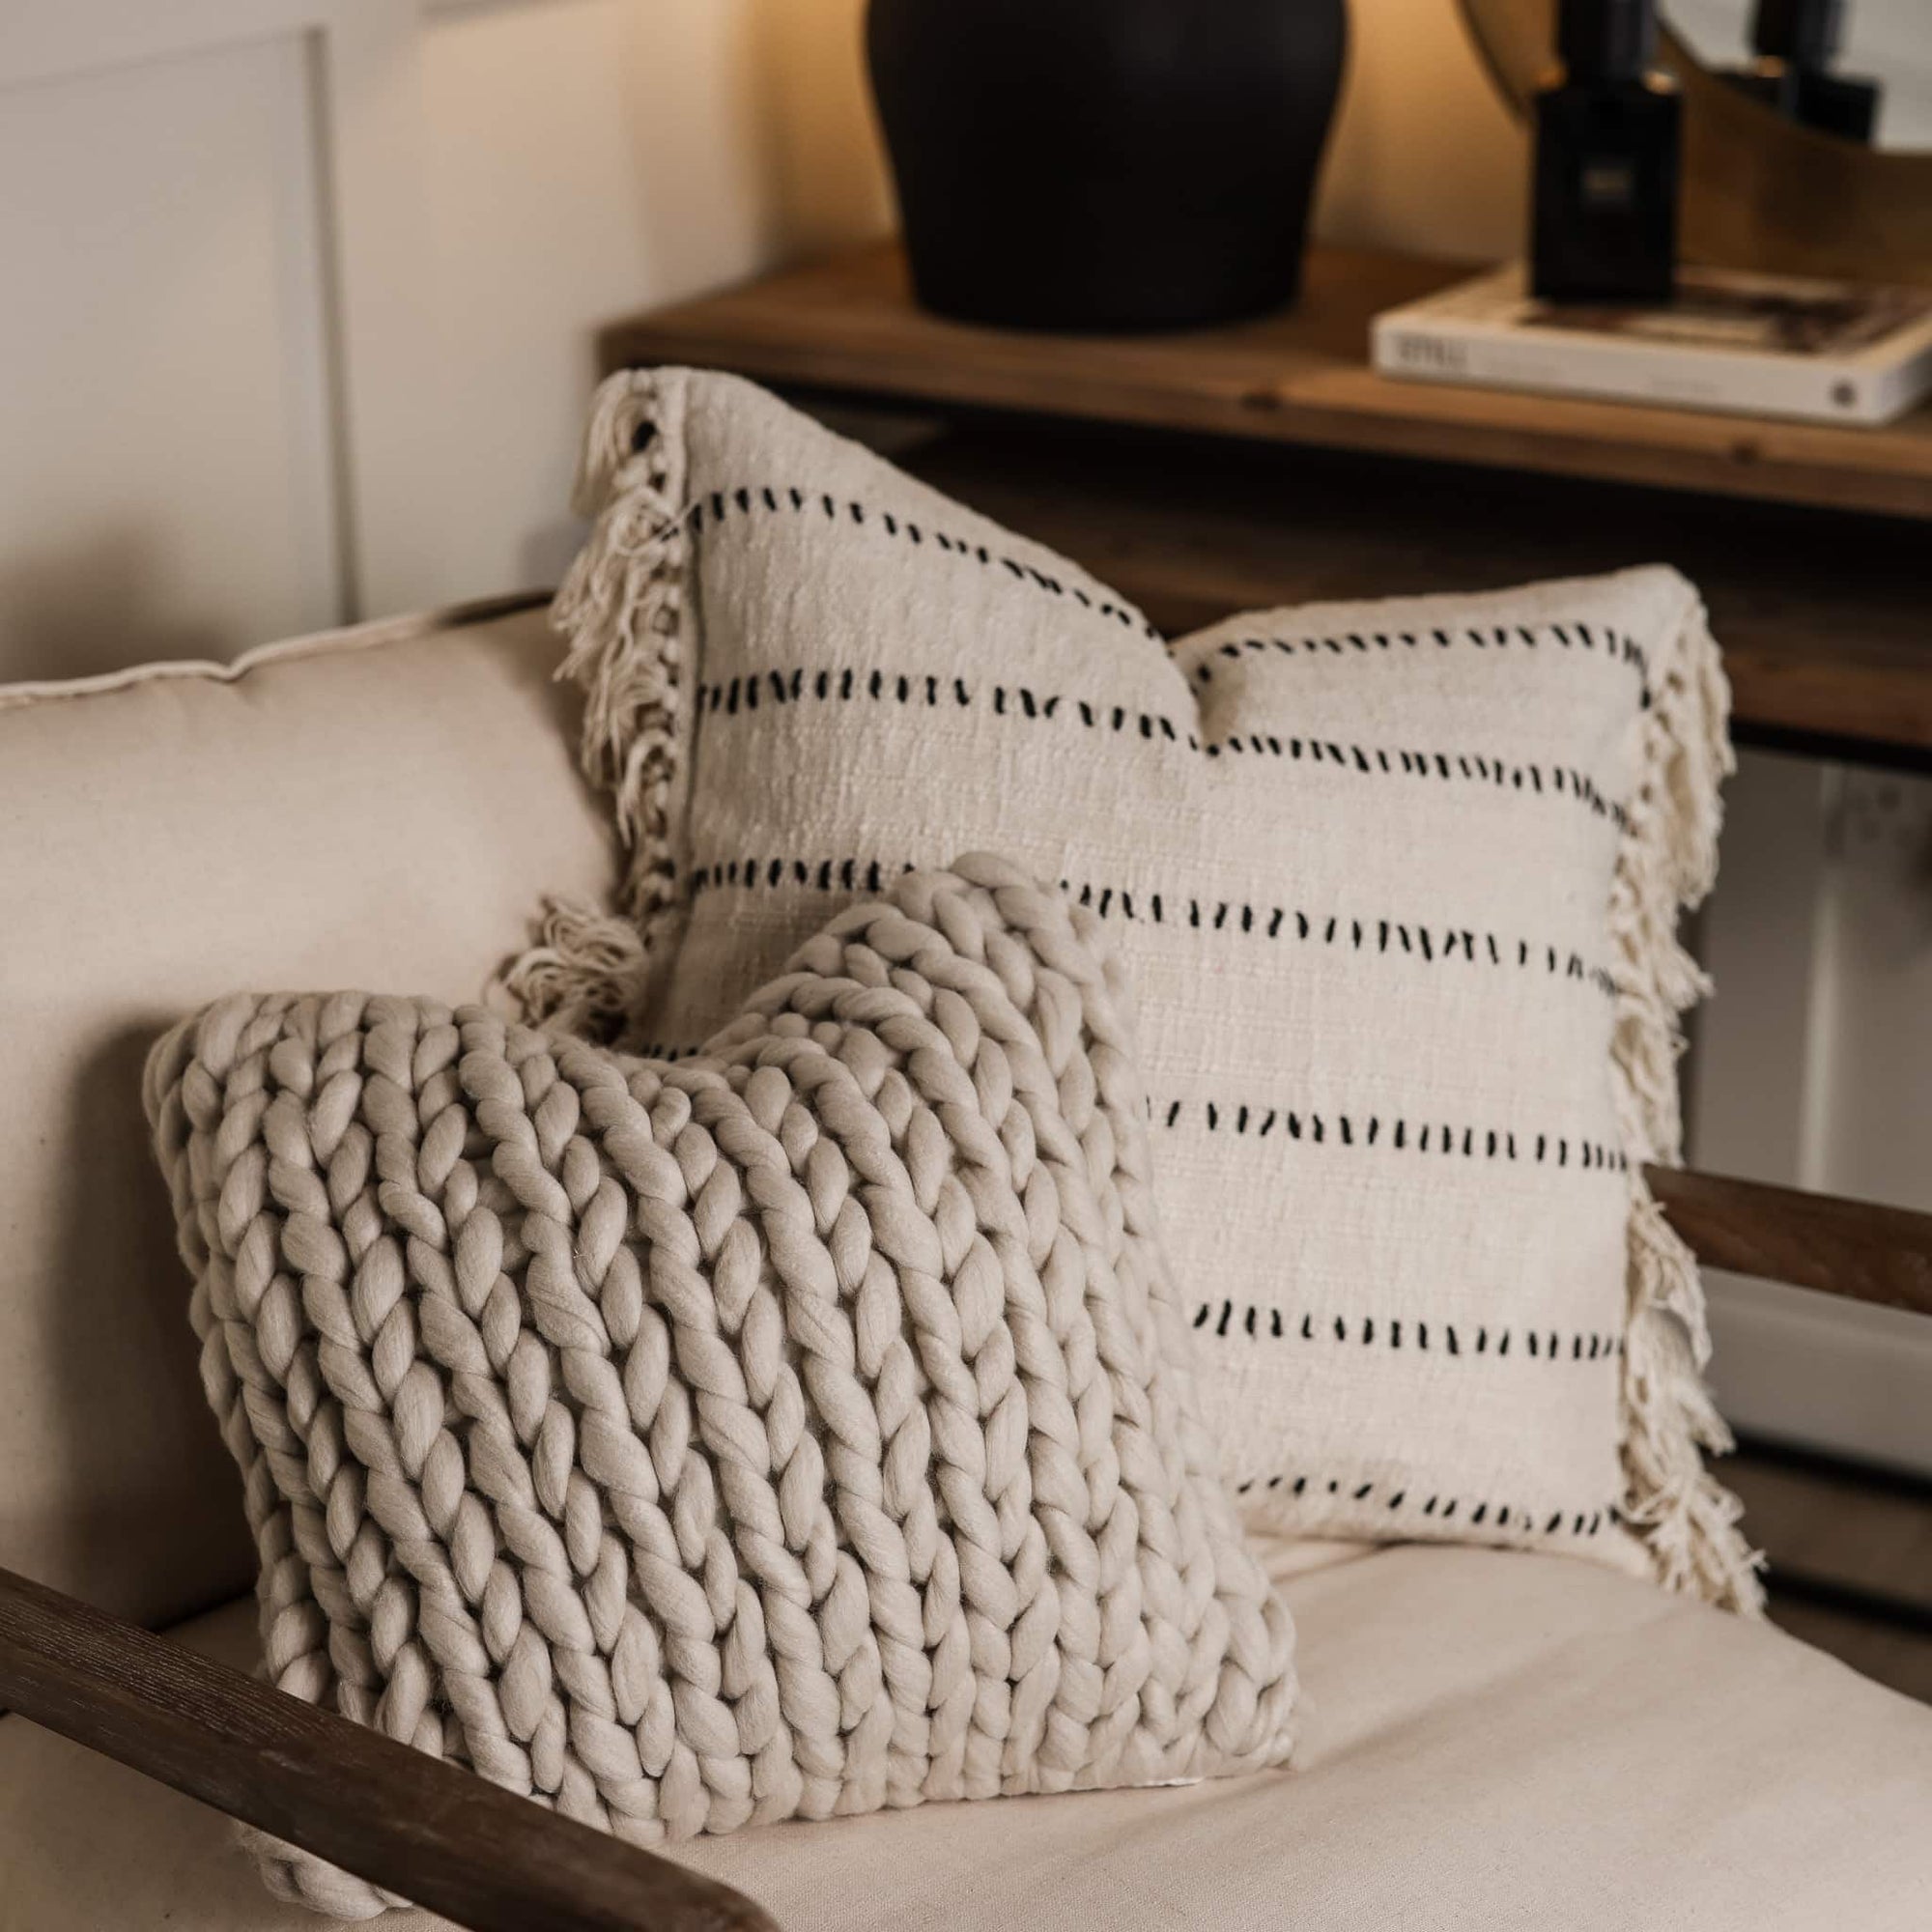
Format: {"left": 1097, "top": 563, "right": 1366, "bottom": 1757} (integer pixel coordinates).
{"left": 1706, "top": 1269, "right": 1932, "bottom": 1478}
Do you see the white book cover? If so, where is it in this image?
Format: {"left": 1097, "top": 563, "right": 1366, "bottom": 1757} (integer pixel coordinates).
{"left": 1372, "top": 264, "right": 1932, "bottom": 426}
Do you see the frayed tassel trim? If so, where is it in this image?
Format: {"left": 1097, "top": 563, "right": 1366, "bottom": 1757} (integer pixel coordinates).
{"left": 502, "top": 370, "right": 694, "bottom": 1037}
{"left": 497, "top": 895, "right": 651, "bottom": 1045}
{"left": 554, "top": 369, "right": 690, "bottom": 904}
{"left": 1623, "top": 1185, "right": 1765, "bottom": 1612}
{"left": 1610, "top": 582, "right": 1764, "bottom": 1614}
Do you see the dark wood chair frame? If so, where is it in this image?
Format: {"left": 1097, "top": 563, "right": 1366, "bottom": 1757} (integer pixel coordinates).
{"left": 4, "top": 1164, "right": 1929, "bottom": 1932}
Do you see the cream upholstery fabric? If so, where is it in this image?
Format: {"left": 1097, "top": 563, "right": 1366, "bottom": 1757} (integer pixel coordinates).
{"left": 5, "top": 1542, "right": 1926, "bottom": 1931}
{"left": 0, "top": 599, "right": 617, "bottom": 1625}
{"left": 531, "top": 371, "right": 1751, "bottom": 1604}
{"left": 146, "top": 862, "right": 1294, "bottom": 1912}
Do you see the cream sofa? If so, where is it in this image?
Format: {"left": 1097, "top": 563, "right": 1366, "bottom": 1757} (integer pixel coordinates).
{"left": 2, "top": 598, "right": 1928, "bottom": 1930}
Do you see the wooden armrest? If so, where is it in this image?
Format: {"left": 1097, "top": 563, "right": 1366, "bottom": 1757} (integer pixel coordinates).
{"left": 0, "top": 1565, "right": 777, "bottom": 1932}
{"left": 1648, "top": 1165, "right": 1932, "bottom": 1319}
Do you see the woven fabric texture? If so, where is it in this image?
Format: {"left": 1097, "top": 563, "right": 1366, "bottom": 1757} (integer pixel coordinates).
{"left": 147, "top": 857, "right": 1296, "bottom": 1919}
{"left": 511, "top": 368, "right": 1761, "bottom": 1612}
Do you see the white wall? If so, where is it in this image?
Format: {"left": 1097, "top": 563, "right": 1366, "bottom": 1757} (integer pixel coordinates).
{"left": 3, "top": 0, "right": 1925, "bottom": 1470}
{"left": 421, "top": 0, "right": 768, "bottom": 596}
{"left": 0, "top": 0, "right": 894, "bottom": 678}
{"left": 1318, "top": 0, "right": 1526, "bottom": 262}
{"left": 0, "top": 29, "right": 342, "bottom": 675}
{"left": 0, "top": 0, "right": 1529, "bottom": 679}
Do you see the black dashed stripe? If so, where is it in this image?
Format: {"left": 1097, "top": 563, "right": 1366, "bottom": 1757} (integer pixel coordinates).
{"left": 693, "top": 664, "right": 1627, "bottom": 830}
{"left": 1170, "top": 1096, "right": 1629, "bottom": 1173}
{"left": 683, "top": 856, "right": 1618, "bottom": 998}
{"left": 1229, "top": 1468, "right": 1615, "bottom": 1539}
{"left": 694, "top": 483, "right": 1163, "bottom": 639}
{"left": 1197, "top": 618, "right": 1651, "bottom": 696}
{"left": 1193, "top": 1300, "right": 1622, "bottom": 1362}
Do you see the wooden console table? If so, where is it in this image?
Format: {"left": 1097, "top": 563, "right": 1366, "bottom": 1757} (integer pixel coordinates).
{"left": 606, "top": 242, "right": 1932, "bottom": 770}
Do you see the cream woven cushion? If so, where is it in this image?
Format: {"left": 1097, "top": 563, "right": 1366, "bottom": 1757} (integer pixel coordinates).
{"left": 146, "top": 858, "right": 1294, "bottom": 1917}
{"left": 517, "top": 369, "right": 1757, "bottom": 1609}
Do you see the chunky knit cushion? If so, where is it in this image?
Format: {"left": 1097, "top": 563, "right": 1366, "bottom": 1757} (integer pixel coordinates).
{"left": 513, "top": 368, "right": 1762, "bottom": 1615}
{"left": 146, "top": 857, "right": 1296, "bottom": 1919}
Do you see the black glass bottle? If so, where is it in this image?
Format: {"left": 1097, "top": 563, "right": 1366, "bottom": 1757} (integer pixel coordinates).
{"left": 1531, "top": 0, "right": 1680, "bottom": 304}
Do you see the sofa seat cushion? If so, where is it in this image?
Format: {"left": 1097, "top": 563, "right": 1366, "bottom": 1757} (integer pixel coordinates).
{"left": 5, "top": 1542, "right": 1927, "bottom": 1931}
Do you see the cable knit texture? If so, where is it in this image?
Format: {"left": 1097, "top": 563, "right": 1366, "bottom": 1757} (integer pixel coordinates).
{"left": 146, "top": 856, "right": 1296, "bottom": 1920}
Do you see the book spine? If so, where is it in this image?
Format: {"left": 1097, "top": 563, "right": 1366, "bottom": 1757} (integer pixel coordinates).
{"left": 1372, "top": 317, "right": 1897, "bottom": 426}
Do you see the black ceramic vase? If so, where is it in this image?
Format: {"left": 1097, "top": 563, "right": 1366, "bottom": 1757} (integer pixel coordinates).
{"left": 867, "top": 0, "right": 1348, "bottom": 332}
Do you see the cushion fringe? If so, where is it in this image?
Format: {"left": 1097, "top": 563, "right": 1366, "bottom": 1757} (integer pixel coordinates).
{"left": 496, "top": 896, "right": 649, "bottom": 1044}
{"left": 502, "top": 370, "right": 693, "bottom": 1036}
{"left": 1609, "top": 583, "right": 1764, "bottom": 1614}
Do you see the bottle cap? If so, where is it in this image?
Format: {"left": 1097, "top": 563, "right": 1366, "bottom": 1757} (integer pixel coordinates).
{"left": 1557, "top": 0, "right": 1657, "bottom": 81}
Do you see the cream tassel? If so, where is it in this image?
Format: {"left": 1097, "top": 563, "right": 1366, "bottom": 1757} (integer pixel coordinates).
{"left": 497, "top": 898, "right": 649, "bottom": 1044}
{"left": 1609, "top": 582, "right": 1764, "bottom": 1613}
{"left": 500, "top": 371, "right": 693, "bottom": 1039}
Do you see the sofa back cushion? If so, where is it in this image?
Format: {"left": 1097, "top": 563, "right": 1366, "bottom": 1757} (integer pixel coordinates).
{"left": 0, "top": 599, "right": 612, "bottom": 1624}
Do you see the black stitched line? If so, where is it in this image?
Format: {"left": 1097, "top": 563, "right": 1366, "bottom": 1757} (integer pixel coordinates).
{"left": 1198, "top": 731, "right": 1629, "bottom": 830}
{"left": 681, "top": 856, "right": 1620, "bottom": 999}
{"left": 687, "top": 485, "right": 1657, "bottom": 719}
{"left": 1195, "top": 617, "right": 1652, "bottom": 702}
{"left": 632, "top": 1074, "right": 1630, "bottom": 1177}
{"left": 1059, "top": 874, "right": 1619, "bottom": 998}
{"left": 1164, "top": 1096, "right": 1630, "bottom": 1173}
{"left": 1233, "top": 1469, "right": 1611, "bottom": 1538}
{"left": 1193, "top": 1299, "right": 1623, "bottom": 1361}
{"left": 692, "top": 665, "right": 1630, "bottom": 831}
{"left": 691, "top": 485, "right": 1164, "bottom": 640}
{"left": 688, "top": 855, "right": 923, "bottom": 899}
